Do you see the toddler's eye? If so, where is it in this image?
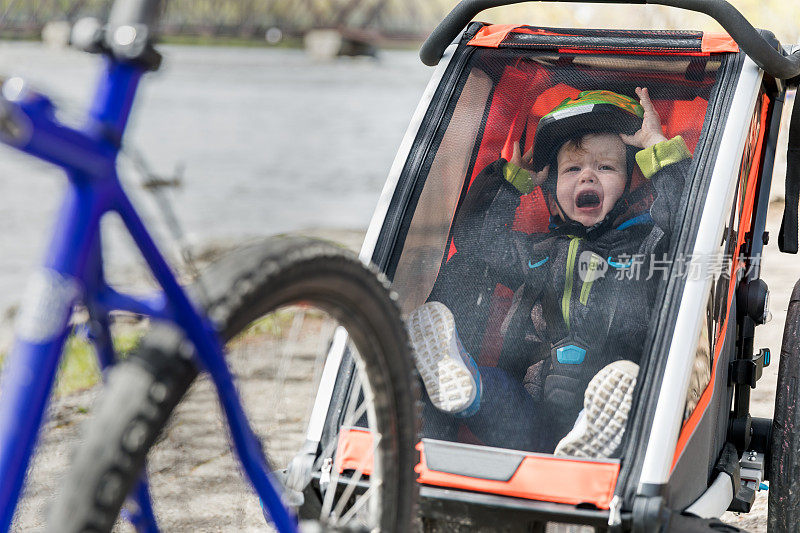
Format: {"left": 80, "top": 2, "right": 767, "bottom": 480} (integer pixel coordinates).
{"left": 599, "top": 164, "right": 617, "bottom": 171}
{"left": 565, "top": 166, "right": 581, "bottom": 173}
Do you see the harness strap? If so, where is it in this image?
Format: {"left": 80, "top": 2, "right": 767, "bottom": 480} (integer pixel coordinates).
{"left": 779, "top": 93, "right": 800, "bottom": 253}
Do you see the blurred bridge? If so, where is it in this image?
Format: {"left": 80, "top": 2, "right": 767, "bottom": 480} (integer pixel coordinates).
{"left": 0, "top": 0, "right": 453, "bottom": 41}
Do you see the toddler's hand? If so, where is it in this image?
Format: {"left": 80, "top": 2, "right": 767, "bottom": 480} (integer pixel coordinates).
{"left": 510, "top": 141, "right": 549, "bottom": 188}
{"left": 620, "top": 87, "right": 668, "bottom": 149}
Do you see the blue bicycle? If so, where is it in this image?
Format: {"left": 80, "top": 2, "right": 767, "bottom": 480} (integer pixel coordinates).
{"left": 0, "top": 0, "right": 418, "bottom": 531}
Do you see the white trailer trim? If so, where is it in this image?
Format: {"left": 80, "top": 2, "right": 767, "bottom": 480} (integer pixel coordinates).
{"left": 638, "top": 56, "right": 764, "bottom": 489}
{"left": 303, "top": 40, "right": 460, "bottom": 445}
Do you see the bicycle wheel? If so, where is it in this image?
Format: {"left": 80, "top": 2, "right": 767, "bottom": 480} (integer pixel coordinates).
{"left": 768, "top": 279, "right": 800, "bottom": 532}
{"left": 46, "top": 236, "right": 418, "bottom": 532}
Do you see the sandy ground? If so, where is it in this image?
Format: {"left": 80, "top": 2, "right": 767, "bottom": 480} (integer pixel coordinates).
{"left": 8, "top": 205, "right": 798, "bottom": 531}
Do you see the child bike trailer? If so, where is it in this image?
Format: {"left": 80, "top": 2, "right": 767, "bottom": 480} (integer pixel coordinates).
{"left": 286, "top": 0, "right": 800, "bottom": 531}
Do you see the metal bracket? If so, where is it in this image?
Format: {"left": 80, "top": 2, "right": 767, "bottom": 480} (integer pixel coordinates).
{"left": 740, "top": 450, "right": 767, "bottom": 492}
{"left": 727, "top": 450, "right": 766, "bottom": 513}
{"left": 729, "top": 348, "right": 770, "bottom": 388}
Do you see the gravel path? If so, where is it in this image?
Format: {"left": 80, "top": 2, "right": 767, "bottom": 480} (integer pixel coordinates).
{"left": 10, "top": 208, "right": 796, "bottom": 531}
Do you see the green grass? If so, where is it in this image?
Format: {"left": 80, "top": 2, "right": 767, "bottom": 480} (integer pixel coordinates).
{"left": 2, "top": 308, "right": 326, "bottom": 397}
{"left": 234, "top": 309, "right": 299, "bottom": 341}
{"left": 230, "top": 307, "right": 328, "bottom": 345}
{"left": 0, "top": 327, "right": 145, "bottom": 398}
{"left": 55, "top": 328, "right": 144, "bottom": 396}
{"left": 53, "top": 336, "right": 101, "bottom": 397}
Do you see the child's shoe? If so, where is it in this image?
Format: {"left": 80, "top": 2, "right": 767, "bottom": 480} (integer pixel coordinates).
{"left": 407, "top": 302, "right": 481, "bottom": 417}
{"left": 554, "top": 360, "right": 639, "bottom": 458}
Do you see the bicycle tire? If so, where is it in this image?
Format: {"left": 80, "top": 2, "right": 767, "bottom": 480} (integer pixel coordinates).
{"left": 46, "top": 235, "right": 418, "bottom": 532}
{"left": 768, "top": 279, "right": 800, "bottom": 532}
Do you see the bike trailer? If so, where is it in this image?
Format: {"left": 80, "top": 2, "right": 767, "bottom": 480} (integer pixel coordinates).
{"left": 289, "top": 1, "right": 800, "bottom": 530}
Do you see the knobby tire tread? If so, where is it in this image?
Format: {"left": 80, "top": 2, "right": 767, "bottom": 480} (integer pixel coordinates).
{"left": 46, "top": 235, "right": 418, "bottom": 532}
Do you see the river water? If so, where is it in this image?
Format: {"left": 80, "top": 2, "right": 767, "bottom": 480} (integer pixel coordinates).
{"left": 0, "top": 43, "right": 430, "bottom": 315}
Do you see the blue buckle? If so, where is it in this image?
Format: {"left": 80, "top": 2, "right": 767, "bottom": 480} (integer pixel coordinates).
{"left": 556, "top": 344, "right": 586, "bottom": 365}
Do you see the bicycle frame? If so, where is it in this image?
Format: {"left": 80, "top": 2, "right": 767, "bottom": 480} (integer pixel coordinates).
{"left": 0, "top": 55, "right": 298, "bottom": 533}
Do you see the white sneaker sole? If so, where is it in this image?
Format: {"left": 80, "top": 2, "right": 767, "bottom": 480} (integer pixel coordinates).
{"left": 407, "top": 302, "right": 478, "bottom": 414}
{"left": 554, "top": 360, "right": 639, "bottom": 458}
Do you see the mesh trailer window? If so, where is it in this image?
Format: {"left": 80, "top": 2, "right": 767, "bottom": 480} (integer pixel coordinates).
{"left": 391, "top": 44, "right": 724, "bottom": 460}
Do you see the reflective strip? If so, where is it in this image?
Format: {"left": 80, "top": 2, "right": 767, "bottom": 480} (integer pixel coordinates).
{"left": 562, "top": 237, "right": 581, "bottom": 328}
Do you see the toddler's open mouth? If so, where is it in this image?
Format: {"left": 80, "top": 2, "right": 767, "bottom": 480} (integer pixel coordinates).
{"left": 575, "top": 190, "right": 602, "bottom": 210}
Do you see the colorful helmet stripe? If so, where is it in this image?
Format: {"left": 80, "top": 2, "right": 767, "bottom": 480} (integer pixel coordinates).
{"left": 543, "top": 90, "right": 644, "bottom": 121}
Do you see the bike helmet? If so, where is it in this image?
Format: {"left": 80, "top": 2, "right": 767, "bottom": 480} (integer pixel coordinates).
{"left": 531, "top": 90, "right": 647, "bottom": 238}
{"left": 530, "top": 90, "right": 645, "bottom": 173}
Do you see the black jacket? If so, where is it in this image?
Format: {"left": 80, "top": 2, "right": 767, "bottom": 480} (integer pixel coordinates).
{"left": 429, "top": 147, "right": 691, "bottom": 436}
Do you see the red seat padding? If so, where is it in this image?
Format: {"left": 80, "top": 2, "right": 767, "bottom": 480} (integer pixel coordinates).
{"left": 447, "top": 60, "right": 709, "bottom": 367}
